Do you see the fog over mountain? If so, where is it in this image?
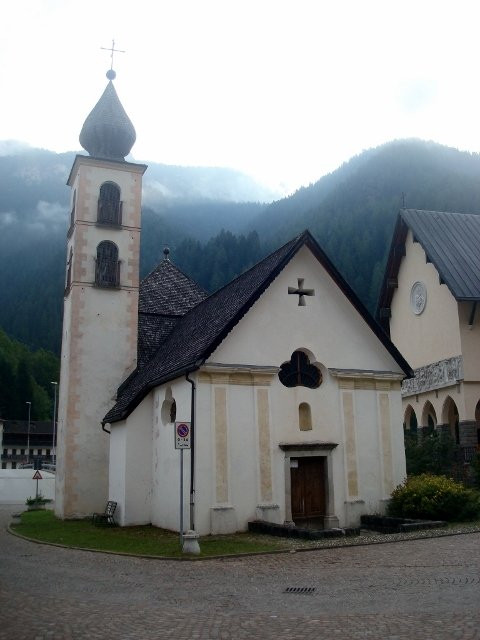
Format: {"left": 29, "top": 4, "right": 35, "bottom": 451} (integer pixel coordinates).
{"left": 2, "top": 138, "right": 480, "bottom": 356}
{"left": 0, "top": 145, "right": 273, "bottom": 352}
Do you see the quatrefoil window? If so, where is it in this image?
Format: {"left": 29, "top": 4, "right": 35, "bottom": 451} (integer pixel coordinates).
{"left": 278, "top": 351, "right": 322, "bottom": 389}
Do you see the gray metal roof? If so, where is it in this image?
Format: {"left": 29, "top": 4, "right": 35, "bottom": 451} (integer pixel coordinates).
{"left": 79, "top": 81, "right": 136, "bottom": 161}
{"left": 400, "top": 209, "right": 480, "bottom": 300}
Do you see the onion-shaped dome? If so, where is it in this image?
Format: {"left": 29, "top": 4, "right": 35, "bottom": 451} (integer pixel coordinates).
{"left": 79, "top": 72, "right": 136, "bottom": 161}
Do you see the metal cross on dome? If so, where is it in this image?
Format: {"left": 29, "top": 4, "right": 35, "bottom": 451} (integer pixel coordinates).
{"left": 101, "top": 39, "right": 125, "bottom": 70}
{"left": 288, "top": 278, "right": 315, "bottom": 306}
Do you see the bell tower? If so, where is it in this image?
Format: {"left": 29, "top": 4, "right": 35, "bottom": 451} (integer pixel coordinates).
{"left": 55, "top": 68, "right": 147, "bottom": 518}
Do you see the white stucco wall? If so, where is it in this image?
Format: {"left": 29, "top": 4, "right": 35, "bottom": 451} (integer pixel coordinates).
{"left": 109, "top": 393, "right": 153, "bottom": 526}
{"left": 0, "top": 470, "right": 55, "bottom": 504}
{"left": 115, "top": 244, "right": 406, "bottom": 534}
{"left": 109, "top": 422, "right": 126, "bottom": 523}
{"left": 389, "top": 231, "right": 461, "bottom": 369}
{"left": 150, "top": 380, "right": 193, "bottom": 532}
{"left": 212, "top": 245, "right": 403, "bottom": 373}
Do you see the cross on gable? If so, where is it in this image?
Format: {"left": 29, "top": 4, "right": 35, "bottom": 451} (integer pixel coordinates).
{"left": 288, "top": 278, "right": 315, "bottom": 306}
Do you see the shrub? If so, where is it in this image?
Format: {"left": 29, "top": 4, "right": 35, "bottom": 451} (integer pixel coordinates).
{"left": 404, "top": 430, "right": 459, "bottom": 476}
{"left": 388, "top": 474, "right": 480, "bottom": 521}
{"left": 471, "top": 453, "right": 480, "bottom": 489}
{"left": 26, "top": 495, "right": 52, "bottom": 506}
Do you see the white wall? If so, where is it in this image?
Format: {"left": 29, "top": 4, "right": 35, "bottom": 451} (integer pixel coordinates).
{"left": 109, "top": 421, "right": 127, "bottom": 524}
{"left": 0, "top": 470, "right": 55, "bottom": 504}
{"left": 151, "top": 380, "right": 193, "bottom": 532}
{"left": 115, "top": 244, "right": 406, "bottom": 534}
{"left": 211, "top": 245, "right": 404, "bottom": 373}
{"left": 390, "top": 230, "right": 461, "bottom": 369}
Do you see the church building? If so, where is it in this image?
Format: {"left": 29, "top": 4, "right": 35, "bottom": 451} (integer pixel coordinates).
{"left": 56, "top": 70, "right": 412, "bottom": 534}
{"left": 377, "top": 208, "right": 480, "bottom": 463}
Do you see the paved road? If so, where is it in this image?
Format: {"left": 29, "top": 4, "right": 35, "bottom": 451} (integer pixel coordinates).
{"left": 1, "top": 506, "right": 479, "bottom": 639}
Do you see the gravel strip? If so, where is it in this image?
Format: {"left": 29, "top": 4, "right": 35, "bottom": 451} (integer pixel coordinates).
{"left": 253, "top": 521, "right": 480, "bottom": 552}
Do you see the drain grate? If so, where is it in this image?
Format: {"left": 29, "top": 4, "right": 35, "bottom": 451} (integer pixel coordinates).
{"left": 284, "top": 587, "right": 316, "bottom": 594}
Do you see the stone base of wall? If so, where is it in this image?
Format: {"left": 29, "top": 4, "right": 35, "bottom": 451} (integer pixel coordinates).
{"left": 459, "top": 421, "right": 479, "bottom": 447}
{"left": 248, "top": 519, "right": 359, "bottom": 539}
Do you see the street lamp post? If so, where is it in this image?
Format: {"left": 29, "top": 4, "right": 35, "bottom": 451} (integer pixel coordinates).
{"left": 26, "top": 401, "right": 31, "bottom": 464}
{"left": 51, "top": 382, "right": 58, "bottom": 465}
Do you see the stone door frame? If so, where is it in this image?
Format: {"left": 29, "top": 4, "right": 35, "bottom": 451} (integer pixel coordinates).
{"left": 279, "top": 442, "right": 339, "bottom": 529}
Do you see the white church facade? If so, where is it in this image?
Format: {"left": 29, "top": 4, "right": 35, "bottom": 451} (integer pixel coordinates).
{"left": 56, "top": 71, "right": 412, "bottom": 535}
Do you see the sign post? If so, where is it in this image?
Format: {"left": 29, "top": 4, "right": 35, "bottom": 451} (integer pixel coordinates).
{"left": 174, "top": 422, "right": 191, "bottom": 547}
{"left": 32, "top": 470, "right": 42, "bottom": 498}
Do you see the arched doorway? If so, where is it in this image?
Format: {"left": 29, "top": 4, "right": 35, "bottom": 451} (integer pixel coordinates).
{"left": 421, "top": 401, "right": 437, "bottom": 432}
{"left": 442, "top": 396, "right": 460, "bottom": 444}
{"left": 476, "top": 400, "right": 480, "bottom": 447}
{"left": 404, "top": 405, "right": 418, "bottom": 433}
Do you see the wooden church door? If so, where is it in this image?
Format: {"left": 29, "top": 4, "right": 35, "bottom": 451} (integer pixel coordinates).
{"left": 291, "top": 456, "right": 326, "bottom": 525}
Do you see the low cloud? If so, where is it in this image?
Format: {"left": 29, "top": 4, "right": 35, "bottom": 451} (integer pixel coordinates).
{"left": 36, "top": 200, "right": 68, "bottom": 223}
{"left": 0, "top": 211, "right": 16, "bottom": 227}
{"left": 142, "top": 180, "right": 175, "bottom": 206}
{"left": 0, "top": 140, "right": 32, "bottom": 156}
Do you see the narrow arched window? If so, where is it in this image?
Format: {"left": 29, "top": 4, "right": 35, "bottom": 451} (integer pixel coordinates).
{"left": 97, "top": 182, "right": 122, "bottom": 226}
{"left": 299, "top": 403, "right": 312, "bottom": 431}
{"left": 65, "top": 247, "right": 73, "bottom": 293}
{"left": 279, "top": 351, "right": 322, "bottom": 389}
{"left": 68, "top": 190, "right": 76, "bottom": 237}
{"left": 95, "top": 241, "right": 120, "bottom": 288}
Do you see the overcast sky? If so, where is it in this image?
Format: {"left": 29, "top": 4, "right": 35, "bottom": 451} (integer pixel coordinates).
{"left": 2, "top": 0, "right": 480, "bottom": 194}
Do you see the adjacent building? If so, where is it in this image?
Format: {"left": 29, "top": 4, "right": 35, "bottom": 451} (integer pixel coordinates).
{"left": 0, "top": 419, "right": 55, "bottom": 469}
{"left": 377, "top": 208, "right": 480, "bottom": 462}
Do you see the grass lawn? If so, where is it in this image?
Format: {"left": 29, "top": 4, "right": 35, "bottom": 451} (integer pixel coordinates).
{"left": 12, "top": 510, "right": 290, "bottom": 558}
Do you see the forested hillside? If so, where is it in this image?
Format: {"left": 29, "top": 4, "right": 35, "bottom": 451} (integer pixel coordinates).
{"left": 249, "top": 140, "right": 480, "bottom": 310}
{"left": 2, "top": 138, "right": 480, "bottom": 359}
{"left": 0, "top": 328, "right": 59, "bottom": 420}
{"left": 0, "top": 148, "right": 269, "bottom": 352}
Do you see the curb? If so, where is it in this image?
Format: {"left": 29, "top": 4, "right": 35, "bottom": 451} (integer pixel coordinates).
{"left": 7, "top": 522, "right": 480, "bottom": 562}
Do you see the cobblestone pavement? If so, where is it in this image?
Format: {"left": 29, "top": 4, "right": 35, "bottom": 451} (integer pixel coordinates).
{"left": 1, "top": 506, "right": 479, "bottom": 639}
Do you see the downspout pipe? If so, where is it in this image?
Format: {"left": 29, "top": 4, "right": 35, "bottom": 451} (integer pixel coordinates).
{"left": 102, "top": 422, "right": 111, "bottom": 434}
{"left": 186, "top": 371, "right": 196, "bottom": 531}
{"left": 468, "top": 301, "right": 477, "bottom": 328}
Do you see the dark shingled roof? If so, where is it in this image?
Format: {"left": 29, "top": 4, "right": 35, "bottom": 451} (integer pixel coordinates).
{"left": 137, "top": 259, "right": 207, "bottom": 367}
{"left": 104, "top": 230, "right": 412, "bottom": 424}
{"left": 377, "top": 209, "right": 480, "bottom": 331}
{"left": 139, "top": 258, "right": 207, "bottom": 316}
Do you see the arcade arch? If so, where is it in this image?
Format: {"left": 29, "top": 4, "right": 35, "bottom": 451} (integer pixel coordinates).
{"left": 421, "top": 401, "right": 437, "bottom": 430}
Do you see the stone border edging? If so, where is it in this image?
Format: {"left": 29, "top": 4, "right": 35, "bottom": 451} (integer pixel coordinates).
{"left": 7, "top": 522, "right": 480, "bottom": 561}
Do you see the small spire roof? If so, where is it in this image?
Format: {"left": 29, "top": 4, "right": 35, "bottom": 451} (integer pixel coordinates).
{"left": 79, "top": 70, "right": 136, "bottom": 161}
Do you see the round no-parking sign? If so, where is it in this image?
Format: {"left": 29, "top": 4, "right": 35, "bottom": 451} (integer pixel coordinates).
{"left": 175, "top": 421, "right": 191, "bottom": 449}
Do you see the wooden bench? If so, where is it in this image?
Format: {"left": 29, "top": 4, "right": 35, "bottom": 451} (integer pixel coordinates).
{"left": 92, "top": 501, "right": 117, "bottom": 526}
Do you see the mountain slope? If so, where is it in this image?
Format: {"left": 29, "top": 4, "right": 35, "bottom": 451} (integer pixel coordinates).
{"left": 251, "top": 140, "right": 480, "bottom": 309}
{"left": 2, "top": 139, "right": 480, "bottom": 352}
{"left": 0, "top": 147, "right": 270, "bottom": 351}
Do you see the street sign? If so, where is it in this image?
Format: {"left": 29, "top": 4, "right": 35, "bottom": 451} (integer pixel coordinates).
{"left": 32, "top": 471, "right": 42, "bottom": 480}
{"left": 175, "top": 421, "right": 191, "bottom": 449}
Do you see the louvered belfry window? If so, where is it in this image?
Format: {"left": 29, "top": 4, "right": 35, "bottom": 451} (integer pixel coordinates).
{"left": 97, "top": 182, "right": 122, "bottom": 226}
{"left": 95, "top": 241, "right": 120, "bottom": 288}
